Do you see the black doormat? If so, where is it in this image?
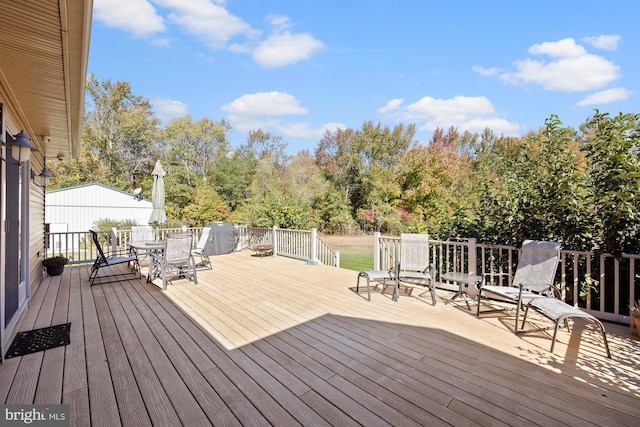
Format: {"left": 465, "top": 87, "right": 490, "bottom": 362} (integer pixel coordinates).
{"left": 4, "top": 323, "right": 71, "bottom": 359}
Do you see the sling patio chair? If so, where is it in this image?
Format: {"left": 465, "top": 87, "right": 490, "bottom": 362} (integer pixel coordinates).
{"left": 89, "top": 229, "right": 139, "bottom": 285}
{"left": 129, "top": 225, "right": 155, "bottom": 269}
{"left": 192, "top": 227, "right": 212, "bottom": 269}
{"left": 395, "top": 233, "right": 436, "bottom": 305}
{"left": 149, "top": 233, "right": 198, "bottom": 291}
{"left": 131, "top": 225, "right": 154, "bottom": 242}
{"left": 356, "top": 234, "right": 435, "bottom": 304}
{"left": 476, "top": 240, "right": 561, "bottom": 333}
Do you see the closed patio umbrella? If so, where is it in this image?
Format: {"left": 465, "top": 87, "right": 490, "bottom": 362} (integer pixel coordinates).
{"left": 149, "top": 160, "right": 166, "bottom": 224}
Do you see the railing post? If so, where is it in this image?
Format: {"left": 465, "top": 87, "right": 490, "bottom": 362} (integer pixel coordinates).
{"left": 308, "top": 228, "right": 320, "bottom": 265}
{"left": 467, "top": 238, "right": 477, "bottom": 275}
{"left": 111, "top": 227, "right": 118, "bottom": 253}
{"left": 374, "top": 232, "right": 381, "bottom": 271}
{"left": 272, "top": 226, "right": 278, "bottom": 255}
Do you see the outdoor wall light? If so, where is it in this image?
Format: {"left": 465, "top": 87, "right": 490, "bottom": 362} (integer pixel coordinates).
{"left": 1, "top": 130, "right": 36, "bottom": 164}
{"left": 31, "top": 166, "right": 52, "bottom": 188}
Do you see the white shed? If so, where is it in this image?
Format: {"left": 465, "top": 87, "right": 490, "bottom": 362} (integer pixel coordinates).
{"left": 45, "top": 183, "right": 154, "bottom": 235}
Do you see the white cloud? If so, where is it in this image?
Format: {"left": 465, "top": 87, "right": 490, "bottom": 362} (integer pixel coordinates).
{"left": 583, "top": 35, "right": 621, "bottom": 51}
{"left": 221, "top": 92, "right": 342, "bottom": 140}
{"left": 377, "top": 99, "right": 404, "bottom": 114}
{"left": 253, "top": 32, "right": 325, "bottom": 68}
{"left": 152, "top": 97, "right": 189, "bottom": 122}
{"left": 275, "top": 122, "right": 346, "bottom": 139}
{"left": 222, "top": 92, "right": 308, "bottom": 117}
{"left": 152, "top": 0, "right": 259, "bottom": 49}
{"left": 472, "top": 66, "right": 502, "bottom": 77}
{"left": 528, "top": 38, "right": 586, "bottom": 58}
{"left": 94, "top": 1, "right": 324, "bottom": 67}
{"left": 267, "top": 14, "right": 292, "bottom": 32}
{"left": 576, "top": 87, "right": 632, "bottom": 106}
{"left": 499, "top": 38, "right": 620, "bottom": 92}
{"left": 94, "top": 0, "right": 165, "bottom": 37}
{"left": 381, "top": 95, "right": 520, "bottom": 136}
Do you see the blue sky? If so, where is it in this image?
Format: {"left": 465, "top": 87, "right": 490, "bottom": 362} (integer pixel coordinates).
{"left": 89, "top": 0, "right": 639, "bottom": 154}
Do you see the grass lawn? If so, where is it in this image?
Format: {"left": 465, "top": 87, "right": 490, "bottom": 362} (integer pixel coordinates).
{"left": 339, "top": 251, "right": 373, "bottom": 272}
{"left": 321, "top": 235, "right": 375, "bottom": 272}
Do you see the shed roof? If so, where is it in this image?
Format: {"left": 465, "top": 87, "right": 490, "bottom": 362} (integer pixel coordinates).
{"left": 46, "top": 182, "right": 153, "bottom": 204}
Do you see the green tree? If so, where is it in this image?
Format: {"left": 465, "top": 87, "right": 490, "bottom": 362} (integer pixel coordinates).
{"left": 582, "top": 111, "right": 640, "bottom": 254}
{"left": 82, "top": 74, "right": 160, "bottom": 189}
{"left": 181, "top": 186, "right": 230, "bottom": 226}
{"left": 316, "top": 122, "right": 414, "bottom": 231}
{"left": 313, "top": 189, "right": 356, "bottom": 234}
{"left": 477, "top": 116, "right": 591, "bottom": 248}
{"left": 399, "top": 127, "right": 475, "bottom": 237}
{"left": 161, "top": 116, "right": 231, "bottom": 185}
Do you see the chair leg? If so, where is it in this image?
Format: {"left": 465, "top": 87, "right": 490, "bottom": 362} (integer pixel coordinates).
{"left": 550, "top": 320, "right": 562, "bottom": 354}
{"left": 591, "top": 318, "right": 611, "bottom": 358}
{"left": 356, "top": 273, "right": 371, "bottom": 301}
{"left": 161, "top": 263, "right": 167, "bottom": 291}
{"left": 429, "top": 281, "right": 436, "bottom": 306}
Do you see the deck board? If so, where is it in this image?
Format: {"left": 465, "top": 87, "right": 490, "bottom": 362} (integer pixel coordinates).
{"left": 1, "top": 250, "right": 639, "bottom": 426}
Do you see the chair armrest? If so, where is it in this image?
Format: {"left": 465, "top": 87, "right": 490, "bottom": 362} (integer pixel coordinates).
{"left": 421, "top": 264, "right": 436, "bottom": 278}
{"left": 518, "top": 282, "right": 556, "bottom": 296}
{"left": 106, "top": 248, "right": 133, "bottom": 258}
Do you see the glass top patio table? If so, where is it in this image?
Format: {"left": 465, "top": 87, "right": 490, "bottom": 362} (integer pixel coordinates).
{"left": 440, "top": 272, "right": 483, "bottom": 310}
{"left": 129, "top": 241, "right": 166, "bottom": 282}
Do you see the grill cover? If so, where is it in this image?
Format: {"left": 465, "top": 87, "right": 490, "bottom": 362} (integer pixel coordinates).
{"left": 202, "top": 222, "right": 239, "bottom": 255}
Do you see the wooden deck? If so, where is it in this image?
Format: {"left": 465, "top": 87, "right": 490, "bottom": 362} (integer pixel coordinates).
{"left": 1, "top": 250, "right": 639, "bottom": 426}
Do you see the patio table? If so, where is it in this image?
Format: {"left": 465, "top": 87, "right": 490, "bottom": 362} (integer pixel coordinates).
{"left": 441, "top": 271, "right": 483, "bottom": 310}
{"left": 129, "top": 240, "right": 165, "bottom": 282}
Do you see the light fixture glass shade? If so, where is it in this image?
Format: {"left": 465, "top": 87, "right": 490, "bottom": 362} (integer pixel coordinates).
{"left": 9, "top": 130, "right": 35, "bottom": 162}
{"left": 39, "top": 166, "right": 53, "bottom": 186}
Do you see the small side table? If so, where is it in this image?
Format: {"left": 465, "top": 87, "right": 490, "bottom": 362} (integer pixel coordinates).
{"left": 441, "top": 272, "right": 483, "bottom": 310}
{"left": 254, "top": 244, "right": 274, "bottom": 258}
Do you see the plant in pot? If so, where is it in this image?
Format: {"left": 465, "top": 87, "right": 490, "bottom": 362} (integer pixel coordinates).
{"left": 630, "top": 299, "right": 640, "bottom": 338}
{"left": 42, "top": 256, "right": 68, "bottom": 276}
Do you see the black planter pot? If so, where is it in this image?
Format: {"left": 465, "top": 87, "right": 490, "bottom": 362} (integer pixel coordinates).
{"left": 46, "top": 266, "right": 65, "bottom": 276}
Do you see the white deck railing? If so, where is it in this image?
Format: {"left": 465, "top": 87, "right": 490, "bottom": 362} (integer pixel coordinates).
{"left": 245, "top": 226, "right": 339, "bottom": 266}
{"left": 44, "top": 225, "right": 340, "bottom": 268}
{"left": 43, "top": 228, "right": 638, "bottom": 322}
{"left": 374, "top": 233, "right": 639, "bottom": 324}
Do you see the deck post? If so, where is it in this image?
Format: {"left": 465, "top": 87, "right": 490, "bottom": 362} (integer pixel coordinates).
{"left": 374, "top": 232, "right": 381, "bottom": 271}
{"left": 111, "top": 227, "right": 118, "bottom": 253}
{"left": 467, "top": 238, "right": 478, "bottom": 297}
{"left": 272, "top": 226, "right": 278, "bottom": 255}
{"left": 467, "top": 238, "right": 477, "bottom": 275}
{"left": 307, "top": 228, "right": 320, "bottom": 265}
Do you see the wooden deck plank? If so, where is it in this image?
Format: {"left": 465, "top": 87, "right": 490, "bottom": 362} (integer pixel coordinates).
{"left": 62, "top": 266, "right": 90, "bottom": 423}
{"left": 34, "top": 269, "right": 71, "bottom": 405}
{"left": 93, "top": 288, "right": 153, "bottom": 427}
{"left": 136, "top": 274, "right": 302, "bottom": 426}
{"left": 1, "top": 250, "right": 639, "bottom": 427}
{"left": 80, "top": 268, "right": 123, "bottom": 426}
{"left": 333, "top": 313, "right": 611, "bottom": 427}
{"left": 5, "top": 272, "right": 62, "bottom": 405}
{"left": 111, "top": 278, "right": 241, "bottom": 426}
{"left": 102, "top": 279, "right": 211, "bottom": 427}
